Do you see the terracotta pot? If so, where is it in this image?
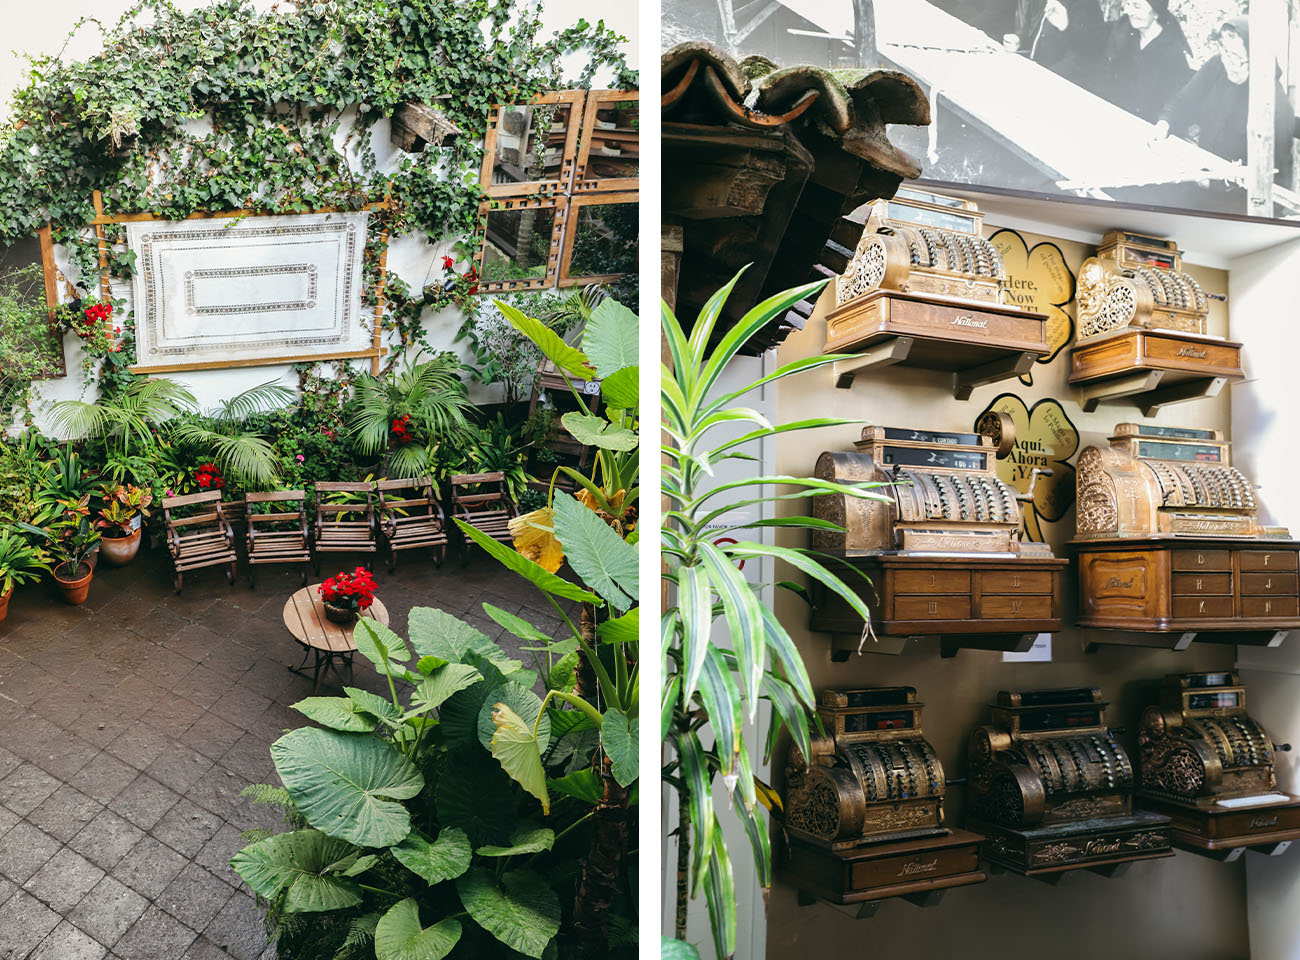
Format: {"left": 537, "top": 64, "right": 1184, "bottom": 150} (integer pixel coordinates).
{"left": 54, "top": 562, "right": 93, "bottom": 605}
{"left": 100, "top": 528, "right": 142, "bottom": 567}
{"left": 323, "top": 601, "right": 358, "bottom": 626}
{"left": 0, "top": 586, "right": 10, "bottom": 624}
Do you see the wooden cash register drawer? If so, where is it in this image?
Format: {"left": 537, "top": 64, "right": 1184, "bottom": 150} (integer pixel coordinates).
{"left": 1074, "top": 538, "right": 1300, "bottom": 637}
{"left": 811, "top": 555, "right": 1068, "bottom": 658}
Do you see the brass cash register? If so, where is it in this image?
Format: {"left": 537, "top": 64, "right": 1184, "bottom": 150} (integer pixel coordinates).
{"left": 1073, "top": 424, "right": 1300, "bottom": 642}
{"left": 1138, "top": 672, "right": 1300, "bottom": 854}
{"left": 1070, "top": 231, "right": 1244, "bottom": 415}
{"left": 780, "top": 688, "right": 986, "bottom": 907}
{"left": 809, "top": 424, "right": 1067, "bottom": 657}
{"left": 968, "top": 687, "right": 1172, "bottom": 875}
{"left": 826, "top": 188, "right": 1050, "bottom": 396}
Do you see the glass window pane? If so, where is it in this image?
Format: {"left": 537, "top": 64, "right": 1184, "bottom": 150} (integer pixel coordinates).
{"left": 568, "top": 202, "right": 638, "bottom": 279}
{"left": 489, "top": 103, "right": 573, "bottom": 188}
{"left": 480, "top": 207, "right": 556, "bottom": 283}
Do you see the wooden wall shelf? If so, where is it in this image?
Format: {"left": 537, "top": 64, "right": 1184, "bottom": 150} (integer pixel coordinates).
{"left": 1069, "top": 330, "right": 1244, "bottom": 416}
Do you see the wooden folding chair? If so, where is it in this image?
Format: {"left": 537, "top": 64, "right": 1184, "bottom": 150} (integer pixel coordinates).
{"left": 450, "top": 472, "right": 517, "bottom": 557}
{"left": 245, "top": 490, "right": 311, "bottom": 588}
{"left": 377, "top": 477, "right": 448, "bottom": 572}
{"left": 162, "top": 491, "right": 238, "bottom": 594}
{"left": 313, "top": 481, "right": 378, "bottom": 572}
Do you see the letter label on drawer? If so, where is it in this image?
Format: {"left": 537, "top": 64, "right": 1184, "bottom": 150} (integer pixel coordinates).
{"left": 1197, "top": 578, "right": 1203, "bottom": 591}
{"left": 1199, "top": 553, "right": 1206, "bottom": 566}
{"left": 1267, "top": 600, "right": 1273, "bottom": 614}
{"left": 927, "top": 600, "right": 938, "bottom": 615}
{"left": 929, "top": 574, "right": 936, "bottom": 587}
{"left": 1199, "top": 600, "right": 1207, "bottom": 614}
{"left": 1266, "top": 555, "right": 1272, "bottom": 567}
{"left": 1011, "top": 599, "right": 1023, "bottom": 614}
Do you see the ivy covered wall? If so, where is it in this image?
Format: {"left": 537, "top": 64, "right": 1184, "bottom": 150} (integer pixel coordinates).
{"left": 0, "top": 0, "right": 637, "bottom": 425}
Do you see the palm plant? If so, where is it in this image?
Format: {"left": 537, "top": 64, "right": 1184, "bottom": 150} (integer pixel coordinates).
{"left": 47, "top": 377, "right": 197, "bottom": 462}
{"left": 661, "top": 272, "right": 889, "bottom": 959}
{"left": 348, "top": 355, "right": 474, "bottom": 478}
{"left": 169, "top": 381, "right": 295, "bottom": 490}
{"left": 0, "top": 527, "right": 52, "bottom": 596}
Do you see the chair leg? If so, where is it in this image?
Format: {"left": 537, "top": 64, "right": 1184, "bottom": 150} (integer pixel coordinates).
{"left": 173, "top": 568, "right": 183, "bottom": 595}
{"left": 300, "top": 562, "right": 308, "bottom": 586}
{"left": 226, "top": 561, "right": 236, "bottom": 586}
{"left": 248, "top": 563, "right": 256, "bottom": 590}
{"left": 387, "top": 547, "right": 396, "bottom": 575}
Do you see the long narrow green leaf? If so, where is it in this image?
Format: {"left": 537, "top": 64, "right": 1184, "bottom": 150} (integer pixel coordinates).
{"left": 661, "top": 304, "right": 695, "bottom": 402}
{"left": 697, "top": 646, "right": 741, "bottom": 782}
{"left": 496, "top": 300, "right": 594, "bottom": 381}
{"left": 661, "top": 674, "right": 680, "bottom": 742}
{"left": 734, "top": 748, "right": 772, "bottom": 887}
{"left": 675, "top": 730, "right": 713, "bottom": 897}
{"left": 757, "top": 603, "right": 815, "bottom": 708}
{"left": 701, "top": 815, "right": 737, "bottom": 958}
{"left": 727, "top": 541, "right": 872, "bottom": 625}
{"left": 762, "top": 672, "right": 811, "bottom": 766}
{"left": 706, "top": 354, "right": 859, "bottom": 414}
{"left": 697, "top": 541, "right": 764, "bottom": 721}
{"left": 676, "top": 563, "right": 712, "bottom": 701}
{"left": 686, "top": 267, "right": 744, "bottom": 359}
{"left": 454, "top": 520, "right": 600, "bottom": 604}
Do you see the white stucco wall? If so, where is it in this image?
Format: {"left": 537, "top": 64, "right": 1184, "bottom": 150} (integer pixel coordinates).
{"left": 1, "top": 0, "right": 638, "bottom": 427}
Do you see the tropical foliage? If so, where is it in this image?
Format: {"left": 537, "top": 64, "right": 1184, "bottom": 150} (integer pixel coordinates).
{"left": 660, "top": 272, "right": 888, "bottom": 958}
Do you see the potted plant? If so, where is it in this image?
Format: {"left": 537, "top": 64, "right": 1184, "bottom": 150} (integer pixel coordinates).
{"left": 96, "top": 484, "right": 153, "bottom": 566}
{"left": 18, "top": 513, "right": 102, "bottom": 605}
{"left": 317, "top": 566, "right": 376, "bottom": 625}
{"left": 0, "top": 528, "right": 52, "bottom": 623}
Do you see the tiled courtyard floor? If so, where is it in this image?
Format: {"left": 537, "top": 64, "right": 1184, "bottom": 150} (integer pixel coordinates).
{"left": 0, "top": 543, "right": 562, "bottom": 960}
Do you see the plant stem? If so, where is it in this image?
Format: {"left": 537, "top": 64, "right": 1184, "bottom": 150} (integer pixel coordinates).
{"left": 675, "top": 760, "right": 691, "bottom": 941}
{"left": 357, "top": 883, "right": 401, "bottom": 898}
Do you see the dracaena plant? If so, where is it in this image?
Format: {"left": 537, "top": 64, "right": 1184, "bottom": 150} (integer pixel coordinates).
{"left": 230, "top": 606, "right": 635, "bottom": 960}
{"left": 455, "top": 294, "right": 639, "bottom": 947}
{"left": 661, "top": 272, "right": 888, "bottom": 959}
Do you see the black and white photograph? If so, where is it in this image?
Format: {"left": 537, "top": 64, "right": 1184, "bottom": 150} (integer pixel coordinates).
{"left": 664, "top": 0, "right": 1300, "bottom": 220}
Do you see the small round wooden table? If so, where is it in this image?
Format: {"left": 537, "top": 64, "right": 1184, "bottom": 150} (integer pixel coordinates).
{"left": 282, "top": 585, "right": 390, "bottom": 694}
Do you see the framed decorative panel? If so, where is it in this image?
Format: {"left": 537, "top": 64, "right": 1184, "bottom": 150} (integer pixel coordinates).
{"left": 125, "top": 211, "right": 374, "bottom": 373}
{"left": 474, "top": 196, "right": 567, "bottom": 294}
{"left": 573, "top": 89, "right": 638, "bottom": 193}
{"left": 479, "top": 91, "right": 585, "bottom": 198}
{"left": 558, "top": 192, "right": 637, "bottom": 287}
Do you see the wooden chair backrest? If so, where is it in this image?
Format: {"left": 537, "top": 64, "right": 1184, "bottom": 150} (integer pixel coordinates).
{"left": 163, "top": 490, "right": 227, "bottom": 533}
{"left": 246, "top": 490, "right": 307, "bottom": 523}
{"left": 377, "top": 477, "right": 436, "bottom": 512}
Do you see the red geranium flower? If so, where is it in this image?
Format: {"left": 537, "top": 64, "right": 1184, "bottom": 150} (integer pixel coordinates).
{"left": 442, "top": 255, "right": 455, "bottom": 270}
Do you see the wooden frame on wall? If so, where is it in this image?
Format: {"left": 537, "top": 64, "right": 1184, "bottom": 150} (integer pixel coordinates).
{"left": 572, "top": 89, "right": 639, "bottom": 194}
{"left": 474, "top": 195, "right": 568, "bottom": 294}
{"left": 558, "top": 191, "right": 637, "bottom": 288}
{"left": 30, "top": 225, "right": 68, "bottom": 379}
{"left": 83, "top": 191, "right": 392, "bottom": 375}
{"left": 478, "top": 90, "right": 586, "bottom": 199}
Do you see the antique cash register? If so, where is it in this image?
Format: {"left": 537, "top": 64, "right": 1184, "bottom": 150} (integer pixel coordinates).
{"left": 1138, "top": 672, "right": 1300, "bottom": 854}
{"left": 780, "top": 688, "right": 986, "bottom": 908}
{"left": 826, "top": 188, "right": 1050, "bottom": 396}
{"left": 967, "top": 687, "right": 1172, "bottom": 875}
{"left": 1073, "top": 423, "right": 1300, "bottom": 645}
{"left": 1070, "top": 231, "right": 1244, "bottom": 415}
{"left": 808, "top": 422, "right": 1067, "bottom": 657}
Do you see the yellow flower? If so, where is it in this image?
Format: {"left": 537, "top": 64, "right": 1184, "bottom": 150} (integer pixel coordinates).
{"left": 509, "top": 507, "right": 563, "bottom": 572}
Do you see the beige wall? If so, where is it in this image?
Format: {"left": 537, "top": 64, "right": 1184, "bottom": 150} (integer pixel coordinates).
{"left": 766, "top": 228, "right": 1252, "bottom": 958}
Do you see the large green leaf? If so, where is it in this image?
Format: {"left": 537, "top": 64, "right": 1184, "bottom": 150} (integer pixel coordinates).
{"left": 547, "top": 769, "right": 601, "bottom": 804}
{"left": 490, "top": 702, "right": 550, "bottom": 814}
{"left": 597, "top": 607, "right": 639, "bottom": 645}
{"left": 375, "top": 899, "right": 461, "bottom": 960}
{"left": 476, "top": 682, "right": 551, "bottom": 752}
{"left": 661, "top": 938, "right": 704, "bottom": 960}
{"left": 410, "top": 664, "right": 482, "bottom": 713}
{"left": 408, "top": 607, "right": 492, "bottom": 663}
{"left": 582, "top": 297, "right": 638, "bottom": 377}
{"left": 290, "top": 697, "right": 378, "bottom": 733}
{"left": 229, "top": 829, "right": 362, "bottom": 913}
{"left": 392, "top": 827, "right": 472, "bottom": 885}
{"left": 553, "top": 491, "right": 638, "bottom": 611}
{"left": 601, "top": 708, "right": 638, "bottom": 788}
{"left": 345, "top": 687, "right": 402, "bottom": 724}
{"left": 271, "top": 728, "right": 423, "bottom": 848}
{"left": 475, "top": 825, "right": 555, "bottom": 857}
{"left": 497, "top": 301, "right": 594, "bottom": 381}
{"left": 354, "top": 619, "right": 412, "bottom": 673}
{"left": 454, "top": 521, "right": 601, "bottom": 604}
{"left": 456, "top": 867, "right": 560, "bottom": 959}
{"left": 435, "top": 749, "right": 517, "bottom": 844}
{"left": 561, "top": 411, "right": 638, "bottom": 452}
{"left": 600, "top": 366, "right": 640, "bottom": 410}
{"left": 481, "top": 603, "right": 552, "bottom": 646}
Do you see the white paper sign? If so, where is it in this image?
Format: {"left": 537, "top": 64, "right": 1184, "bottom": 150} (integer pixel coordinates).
{"left": 1002, "top": 633, "right": 1053, "bottom": 663}
{"left": 127, "top": 211, "right": 371, "bottom": 369}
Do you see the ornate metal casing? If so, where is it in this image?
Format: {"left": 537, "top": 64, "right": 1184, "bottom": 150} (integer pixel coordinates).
{"left": 812, "top": 424, "right": 1049, "bottom": 557}
{"left": 1075, "top": 423, "right": 1276, "bottom": 540}
{"left": 1077, "top": 231, "right": 1209, "bottom": 341}
{"left": 836, "top": 188, "right": 1005, "bottom": 308}
{"left": 785, "top": 688, "right": 946, "bottom": 851}
{"left": 969, "top": 688, "right": 1135, "bottom": 829}
{"left": 1139, "top": 672, "right": 1277, "bottom": 807}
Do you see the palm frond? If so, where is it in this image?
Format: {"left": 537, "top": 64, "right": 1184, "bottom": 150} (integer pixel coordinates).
{"left": 213, "top": 381, "right": 296, "bottom": 425}
{"left": 386, "top": 443, "right": 431, "bottom": 479}
{"left": 171, "top": 421, "right": 280, "bottom": 489}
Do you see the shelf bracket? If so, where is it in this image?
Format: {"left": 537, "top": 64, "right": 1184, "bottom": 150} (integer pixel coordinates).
{"left": 833, "top": 336, "right": 914, "bottom": 389}
{"left": 1076, "top": 370, "right": 1166, "bottom": 412}
{"left": 1138, "top": 376, "right": 1228, "bottom": 417}
{"left": 831, "top": 633, "right": 913, "bottom": 660}
{"left": 952, "top": 351, "right": 1037, "bottom": 400}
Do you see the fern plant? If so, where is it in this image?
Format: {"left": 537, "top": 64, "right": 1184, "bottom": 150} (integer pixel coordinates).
{"left": 661, "top": 272, "right": 888, "bottom": 958}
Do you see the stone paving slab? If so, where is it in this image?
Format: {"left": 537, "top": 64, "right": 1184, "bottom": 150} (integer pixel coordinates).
{"left": 0, "top": 544, "right": 564, "bottom": 960}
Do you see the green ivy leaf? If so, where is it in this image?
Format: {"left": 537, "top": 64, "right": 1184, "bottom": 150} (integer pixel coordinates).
{"left": 456, "top": 868, "right": 560, "bottom": 959}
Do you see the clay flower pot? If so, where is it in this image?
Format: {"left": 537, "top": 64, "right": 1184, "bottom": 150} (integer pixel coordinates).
{"left": 54, "top": 562, "right": 93, "bottom": 605}
{"left": 323, "top": 601, "right": 358, "bottom": 626}
{"left": 100, "top": 528, "right": 142, "bottom": 567}
{"left": 0, "top": 586, "right": 10, "bottom": 624}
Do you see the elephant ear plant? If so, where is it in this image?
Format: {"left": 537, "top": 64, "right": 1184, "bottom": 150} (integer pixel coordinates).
{"left": 661, "top": 271, "right": 889, "bottom": 959}
{"left": 230, "top": 604, "right": 635, "bottom": 959}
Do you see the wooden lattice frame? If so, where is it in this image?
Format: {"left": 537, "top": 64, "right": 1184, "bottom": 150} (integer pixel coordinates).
{"left": 474, "top": 195, "right": 568, "bottom": 294}
{"left": 572, "top": 89, "right": 639, "bottom": 194}
{"left": 84, "top": 191, "right": 392, "bottom": 375}
{"left": 478, "top": 90, "right": 586, "bottom": 199}
{"left": 558, "top": 191, "right": 637, "bottom": 288}
{"left": 30, "top": 225, "right": 68, "bottom": 379}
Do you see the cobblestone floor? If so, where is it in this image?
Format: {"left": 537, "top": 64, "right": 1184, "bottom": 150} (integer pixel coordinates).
{"left": 0, "top": 544, "right": 560, "bottom": 960}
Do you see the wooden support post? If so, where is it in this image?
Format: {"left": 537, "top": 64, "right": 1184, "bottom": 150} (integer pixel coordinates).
{"left": 92, "top": 191, "right": 112, "bottom": 302}
{"left": 36, "top": 224, "right": 67, "bottom": 378}
{"left": 371, "top": 228, "right": 389, "bottom": 376}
